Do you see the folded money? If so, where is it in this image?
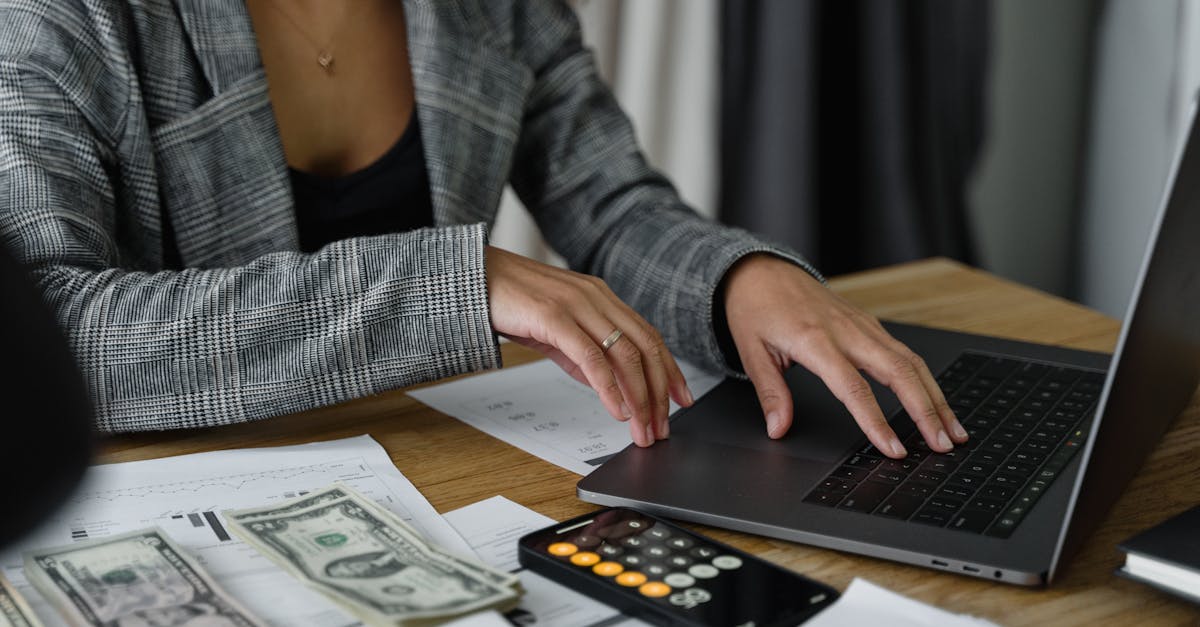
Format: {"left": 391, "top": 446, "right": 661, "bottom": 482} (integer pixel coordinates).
{"left": 23, "top": 528, "right": 265, "bottom": 627}
{"left": 224, "top": 484, "right": 520, "bottom": 626}
{"left": 0, "top": 572, "right": 43, "bottom": 627}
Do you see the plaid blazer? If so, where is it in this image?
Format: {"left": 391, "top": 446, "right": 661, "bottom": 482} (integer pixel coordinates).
{"left": 0, "top": 0, "right": 820, "bottom": 432}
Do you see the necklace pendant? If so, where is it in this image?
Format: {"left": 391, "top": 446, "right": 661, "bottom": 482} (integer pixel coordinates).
{"left": 317, "top": 51, "right": 334, "bottom": 73}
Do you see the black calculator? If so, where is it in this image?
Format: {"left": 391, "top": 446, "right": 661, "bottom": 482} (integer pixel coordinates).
{"left": 517, "top": 507, "right": 837, "bottom": 626}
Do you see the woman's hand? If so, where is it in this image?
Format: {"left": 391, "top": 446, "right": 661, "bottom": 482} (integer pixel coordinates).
{"left": 485, "top": 246, "right": 693, "bottom": 447}
{"left": 723, "top": 254, "right": 967, "bottom": 459}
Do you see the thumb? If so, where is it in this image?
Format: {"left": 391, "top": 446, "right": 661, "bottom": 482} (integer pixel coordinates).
{"left": 741, "top": 343, "right": 793, "bottom": 438}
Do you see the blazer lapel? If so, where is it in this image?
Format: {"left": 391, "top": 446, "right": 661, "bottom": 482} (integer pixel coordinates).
{"left": 404, "top": 0, "right": 533, "bottom": 229}
{"left": 162, "top": 0, "right": 298, "bottom": 267}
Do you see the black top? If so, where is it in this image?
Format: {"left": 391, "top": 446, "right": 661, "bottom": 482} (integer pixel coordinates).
{"left": 290, "top": 112, "right": 434, "bottom": 253}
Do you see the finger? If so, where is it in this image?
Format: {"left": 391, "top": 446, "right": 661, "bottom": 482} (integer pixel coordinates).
{"left": 584, "top": 279, "right": 692, "bottom": 432}
{"left": 863, "top": 326, "right": 967, "bottom": 444}
{"left": 601, "top": 331, "right": 655, "bottom": 447}
{"left": 792, "top": 337, "right": 908, "bottom": 459}
{"left": 740, "top": 341, "right": 794, "bottom": 439}
{"left": 844, "top": 337, "right": 955, "bottom": 453}
{"left": 601, "top": 313, "right": 675, "bottom": 439}
{"left": 532, "top": 315, "right": 631, "bottom": 432}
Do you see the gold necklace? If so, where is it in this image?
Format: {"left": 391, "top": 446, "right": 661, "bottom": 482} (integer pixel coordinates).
{"left": 261, "top": 0, "right": 362, "bottom": 75}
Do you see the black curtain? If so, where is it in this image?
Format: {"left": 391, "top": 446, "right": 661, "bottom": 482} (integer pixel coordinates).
{"left": 720, "top": 0, "right": 990, "bottom": 276}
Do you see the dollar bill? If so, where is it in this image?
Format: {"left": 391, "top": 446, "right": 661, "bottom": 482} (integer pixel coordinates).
{"left": 226, "top": 485, "right": 519, "bottom": 591}
{"left": 23, "top": 528, "right": 265, "bottom": 627}
{"left": 224, "top": 485, "right": 520, "bottom": 626}
{"left": 0, "top": 573, "right": 43, "bottom": 627}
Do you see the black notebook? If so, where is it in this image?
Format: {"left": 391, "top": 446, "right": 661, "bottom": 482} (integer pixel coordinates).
{"left": 1117, "top": 505, "right": 1200, "bottom": 605}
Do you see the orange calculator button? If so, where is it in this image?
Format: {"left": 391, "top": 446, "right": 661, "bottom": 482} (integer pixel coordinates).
{"left": 638, "top": 581, "right": 672, "bottom": 598}
{"left": 615, "top": 571, "right": 648, "bottom": 587}
{"left": 548, "top": 542, "right": 578, "bottom": 557}
{"left": 570, "top": 551, "right": 601, "bottom": 567}
{"left": 592, "top": 561, "right": 625, "bottom": 577}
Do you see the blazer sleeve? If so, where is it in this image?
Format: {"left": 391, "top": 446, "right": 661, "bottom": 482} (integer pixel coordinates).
{"left": 0, "top": 62, "right": 500, "bottom": 433}
{"left": 505, "top": 0, "right": 824, "bottom": 376}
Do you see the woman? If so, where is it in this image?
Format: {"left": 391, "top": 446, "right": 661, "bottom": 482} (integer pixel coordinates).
{"left": 0, "top": 0, "right": 966, "bottom": 457}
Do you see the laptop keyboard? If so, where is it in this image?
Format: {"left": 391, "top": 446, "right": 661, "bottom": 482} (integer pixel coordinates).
{"left": 803, "top": 352, "right": 1104, "bottom": 538}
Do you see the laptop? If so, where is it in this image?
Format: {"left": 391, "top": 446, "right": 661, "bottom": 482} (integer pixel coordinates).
{"left": 577, "top": 112, "right": 1200, "bottom": 586}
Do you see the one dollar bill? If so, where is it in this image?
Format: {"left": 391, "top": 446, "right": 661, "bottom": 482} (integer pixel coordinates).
{"left": 23, "top": 528, "right": 265, "bottom": 627}
{"left": 224, "top": 484, "right": 520, "bottom": 626}
{"left": 0, "top": 573, "right": 43, "bottom": 627}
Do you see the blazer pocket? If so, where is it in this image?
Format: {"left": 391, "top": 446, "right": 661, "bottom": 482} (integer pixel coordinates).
{"left": 150, "top": 72, "right": 297, "bottom": 268}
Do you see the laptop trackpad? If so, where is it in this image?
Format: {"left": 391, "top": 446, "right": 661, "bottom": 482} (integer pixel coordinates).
{"left": 671, "top": 365, "right": 900, "bottom": 464}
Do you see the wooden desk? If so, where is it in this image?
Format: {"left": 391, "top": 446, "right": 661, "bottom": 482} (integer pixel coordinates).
{"left": 98, "top": 258, "right": 1199, "bottom": 626}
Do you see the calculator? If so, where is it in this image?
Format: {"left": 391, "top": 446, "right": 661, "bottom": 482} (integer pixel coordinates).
{"left": 517, "top": 507, "right": 837, "bottom": 626}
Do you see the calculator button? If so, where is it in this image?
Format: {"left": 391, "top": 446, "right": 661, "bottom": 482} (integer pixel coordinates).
{"left": 667, "top": 555, "right": 693, "bottom": 568}
{"left": 712, "top": 555, "right": 743, "bottom": 570}
{"left": 572, "top": 534, "right": 602, "bottom": 549}
{"left": 645, "top": 526, "right": 672, "bottom": 540}
{"left": 664, "top": 573, "right": 695, "bottom": 588}
{"left": 570, "top": 551, "right": 600, "bottom": 567}
{"left": 639, "top": 582, "right": 672, "bottom": 598}
{"left": 624, "top": 520, "right": 647, "bottom": 531}
{"left": 666, "top": 537, "right": 694, "bottom": 550}
{"left": 616, "top": 571, "right": 648, "bottom": 587}
{"left": 593, "top": 561, "right": 624, "bottom": 577}
{"left": 688, "top": 564, "right": 719, "bottom": 579}
{"left": 621, "top": 536, "right": 647, "bottom": 548}
{"left": 645, "top": 564, "right": 669, "bottom": 577}
{"left": 669, "top": 588, "right": 712, "bottom": 608}
{"left": 689, "top": 546, "right": 717, "bottom": 559}
{"left": 643, "top": 545, "right": 670, "bottom": 558}
{"left": 597, "top": 545, "right": 623, "bottom": 557}
{"left": 548, "top": 542, "right": 577, "bottom": 556}
{"left": 620, "top": 555, "right": 646, "bottom": 568}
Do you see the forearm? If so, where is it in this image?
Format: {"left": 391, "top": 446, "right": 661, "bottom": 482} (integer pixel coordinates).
{"left": 33, "top": 226, "right": 499, "bottom": 432}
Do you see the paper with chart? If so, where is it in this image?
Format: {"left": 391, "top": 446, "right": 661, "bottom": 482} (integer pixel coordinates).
{"left": 409, "top": 359, "right": 723, "bottom": 475}
{"left": 0, "top": 435, "right": 471, "bottom": 627}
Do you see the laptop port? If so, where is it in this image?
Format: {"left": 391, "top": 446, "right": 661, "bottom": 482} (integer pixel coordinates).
{"left": 963, "top": 565, "right": 980, "bottom": 573}
{"left": 931, "top": 560, "right": 948, "bottom": 567}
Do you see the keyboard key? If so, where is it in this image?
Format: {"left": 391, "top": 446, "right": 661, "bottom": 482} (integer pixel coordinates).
{"left": 913, "top": 508, "right": 952, "bottom": 527}
{"left": 818, "top": 478, "right": 854, "bottom": 494}
{"left": 880, "top": 459, "right": 918, "bottom": 474}
{"left": 877, "top": 494, "right": 924, "bottom": 519}
{"left": 949, "top": 472, "right": 986, "bottom": 489}
{"left": 838, "top": 481, "right": 894, "bottom": 513}
{"left": 845, "top": 454, "right": 883, "bottom": 469}
{"left": 896, "top": 482, "right": 934, "bottom": 497}
{"left": 979, "top": 358, "right": 1021, "bottom": 378}
{"left": 871, "top": 470, "right": 906, "bottom": 484}
{"left": 910, "top": 470, "right": 947, "bottom": 486}
{"left": 831, "top": 466, "right": 870, "bottom": 482}
{"left": 980, "top": 484, "right": 1016, "bottom": 500}
{"left": 969, "top": 497, "right": 1006, "bottom": 513}
{"left": 1000, "top": 461, "right": 1036, "bottom": 476}
{"left": 927, "top": 496, "right": 964, "bottom": 512}
{"left": 968, "top": 450, "right": 1004, "bottom": 465}
{"left": 990, "top": 473, "right": 1025, "bottom": 487}
{"left": 961, "top": 461, "right": 996, "bottom": 476}
{"left": 992, "top": 428, "right": 1024, "bottom": 444}
{"left": 919, "top": 457, "right": 959, "bottom": 474}
{"left": 982, "top": 440, "right": 1015, "bottom": 454}
{"left": 949, "top": 509, "right": 996, "bottom": 533}
{"left": 938, "top": 485, "right": 973, "bottom": 500}
{"left": 1010, "top": 450, "right": 1046, "bottom": 465}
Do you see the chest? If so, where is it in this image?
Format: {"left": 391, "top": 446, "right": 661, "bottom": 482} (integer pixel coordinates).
{"left": 245, "top": 0, "right": 417, "bottom": 177}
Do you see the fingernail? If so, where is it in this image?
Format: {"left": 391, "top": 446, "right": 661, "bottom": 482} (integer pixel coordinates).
{"left": 891, "top": 439, "right": 907, "bottom": 457}
{"left": 683, "top": 385, "right": 695, "bottom": 406}
{"left": 621, "top": 403, "right": 632, "bottom": 419}
{"left": 660, "top": 419, "right": 670, "bottom": 439}
{"left": 937, "top": 430, "right": 953, "bottom": 450}
{"left": 951, "top": 421, "right": 968, "bottom": 440}
{"left": 766, "top": 412, "right": 782, "bottom": 438}
{"left": 645, "top": 423, "right": 657, "bottom": 444}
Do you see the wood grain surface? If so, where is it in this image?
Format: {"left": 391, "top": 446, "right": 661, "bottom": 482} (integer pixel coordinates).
{"left": 97, "top": 258, "right": 1200, "bottom": 625}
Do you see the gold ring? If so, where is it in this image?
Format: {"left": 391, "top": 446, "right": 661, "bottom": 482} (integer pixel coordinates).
{"left": 601, "top": 329, "right": 624, "bottom": 352}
